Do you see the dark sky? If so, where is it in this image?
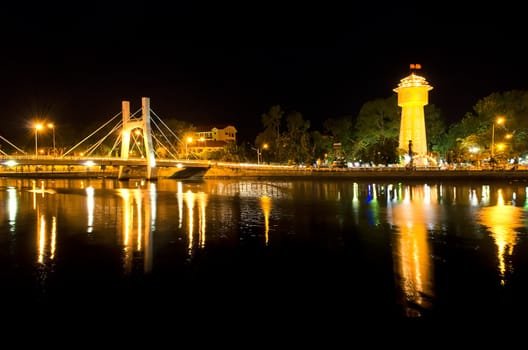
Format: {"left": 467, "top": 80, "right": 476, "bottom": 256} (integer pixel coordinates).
{"left": 1, "top": 2, "right": 527, "bottom": 144}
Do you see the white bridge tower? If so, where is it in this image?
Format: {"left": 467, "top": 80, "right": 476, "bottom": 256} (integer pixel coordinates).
{"left": 118, "top": 97, "right": 157, "bottom": 180}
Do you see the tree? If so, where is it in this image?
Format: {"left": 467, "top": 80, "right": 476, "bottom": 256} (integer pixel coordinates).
{"left": 310, "top": 130, "right": 332, "bottom": 167}
{"left": 450, "top": 90, "right": 528, "bottom": 164}
{"left": 256, "top": 105, "right": 284, "bottom": 163}
{"left": 283, "top": 111, "right": 311, "bottom": 165}
{"left": 424, "top": 104, "right": 447, "bottom": 159}
{"left": 323, "top": 116, "right": 354, "bottom": 161}
{"left": 352, "top": 95, "right": 400, "bottom": 165}
{"left": 219, "top": 141, "right": 243, "bottom": 162}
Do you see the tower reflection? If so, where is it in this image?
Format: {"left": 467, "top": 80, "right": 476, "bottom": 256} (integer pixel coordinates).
{"left": 387, "top": 184, "right": 436, "bottom": 317}
{"left": 117, "top": 183, "right": 157, "bottom": 275}
{"left": 180, "top": 187, "right": 208, "bottom": 259}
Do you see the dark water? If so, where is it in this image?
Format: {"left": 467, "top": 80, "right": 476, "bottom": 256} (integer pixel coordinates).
{"left": 1, "top": 177, "right": 528, "bottom": 335}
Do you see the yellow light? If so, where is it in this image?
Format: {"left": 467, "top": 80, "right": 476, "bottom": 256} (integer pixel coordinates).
{"left": 477, "top": 189, "right": 522, "bottom": 285}
{"left": 260, "top": 195, "right": 272, "bottom": 245}
{"left": 491, "top": 117, "right": 506, "bottom": 159}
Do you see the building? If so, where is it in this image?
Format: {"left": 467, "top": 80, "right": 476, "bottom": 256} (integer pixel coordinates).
{"left": 187, "top": 125, "right": 237, "bottom": 157}
{"left": 195, "top": 125, "right": 237, "bottom": 143}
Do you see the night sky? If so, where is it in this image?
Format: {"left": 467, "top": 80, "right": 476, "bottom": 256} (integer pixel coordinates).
{"left": 1, "top": 3, "right": 527, "bottom": 145}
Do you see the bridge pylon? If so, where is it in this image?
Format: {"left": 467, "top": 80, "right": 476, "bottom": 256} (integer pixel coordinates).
{"left": 118, "top": 97, "right": 158, "bottom": 181}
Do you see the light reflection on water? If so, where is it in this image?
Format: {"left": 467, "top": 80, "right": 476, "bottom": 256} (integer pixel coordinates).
{"left": 387, "top": 184, "right": 436, "bottom": 317}
{"left": 1, "top": 177, "right": 528, "bottom": 319}
{"left": 476, "top": 189, "right": 525, "bottom": 286}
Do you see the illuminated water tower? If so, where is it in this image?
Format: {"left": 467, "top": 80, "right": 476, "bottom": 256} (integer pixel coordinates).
{"left": 393, "top": 64, "right": 433, "bottom": 166}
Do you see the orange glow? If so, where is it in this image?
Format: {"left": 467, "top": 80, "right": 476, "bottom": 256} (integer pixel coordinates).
{"left": 477, "top": 189, "right": 522, "bottom": 285}
{"left": 37, "top": 214, "right": 46, "bottom": 264}
{"left": 388, "top": 184, "right": 436, "bottom": 317}
{"left": 198, "top": 192, "right": 207, "bottom": 248}
{"left": 117, "top": 187, "right": 154, "bottom": 274}
{"left": 185, "top": 190, "right": 195, "bottom": 255}
{"left": 260, "top": 195, "right": 272, "bottom": 245}
{"left": 177, "top": 181, "right": 183, "bottom": 228}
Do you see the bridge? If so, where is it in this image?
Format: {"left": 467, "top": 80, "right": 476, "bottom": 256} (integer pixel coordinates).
{"left": 0, "top": 97, "right": 210, "bottom": 180}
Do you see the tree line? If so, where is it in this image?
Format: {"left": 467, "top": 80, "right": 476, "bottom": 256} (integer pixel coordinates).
{"left": 11, "top": 90, "right": 528, "bottom": 167}
{"left": 226, "top": 90, "right": 528, "bottom": 167}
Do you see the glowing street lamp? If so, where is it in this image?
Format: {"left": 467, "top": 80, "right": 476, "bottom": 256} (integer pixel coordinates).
{"left": 34, "top": 123, "right": 43, "bottom": 157}
{"left": 491, "top": 116, "right": 505, "bottom": 160}
{"left": 48, "top": 123, "right": 55, "bottom": 156}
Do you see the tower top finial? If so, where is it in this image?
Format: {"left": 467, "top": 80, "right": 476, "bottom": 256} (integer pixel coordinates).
{"left": 410, "top": 63, "right": 422, "bottom": 72}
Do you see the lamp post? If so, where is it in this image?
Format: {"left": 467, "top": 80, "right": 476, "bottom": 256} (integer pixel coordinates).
{"left": 491, "top": 116, "right": 505, "bottom": 160}
{"left": 186, "top": 136, "right": 193, "bottom": 160}
{"left": 34, "top": 123, "right": 43, "bottom": 157}
{"left": 256, "top": 143, "right": 268, "bottom": 165}
{"left": 261, "top": 143, "right": 268, "bottom": 164}
{"left": 48, "top": 123, "right": 55, "bottom": 157}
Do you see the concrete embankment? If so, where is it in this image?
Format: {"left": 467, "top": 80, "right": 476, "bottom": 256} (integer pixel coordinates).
{"left": 203, "top": 165, "right": 528, "bottom": 182}
{"left": 2, "top": 164, "right": 528, "bottom": 183}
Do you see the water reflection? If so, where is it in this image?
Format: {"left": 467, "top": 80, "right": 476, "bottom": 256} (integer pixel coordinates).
{"left": 477, "top": 188, "right": 524, "bottom": 285}
{"left": 30, "top": 181, "right": 58, "bottom": 292}
{"left": 183, "top": 189, "right": 208, "bottom": 258}
{"left": 7, "top": 186, "right": 17, "bottom": 232}
{"left": 86, "top": 186, "right": 94, "bottom": 233}
{"left": 116, "top": 183, "right": 156, "bottom": 275}
{"left": 5, "top": 178, "right": 528, "bottom": 318}
{"left": 260, "top": 195, "right": 272, "bottom": 245}
{"left": 366, "top": 184, "right": 381, "bottom": 226}
{"left": 387, "top": 184, "right": 436, "bottom": 317}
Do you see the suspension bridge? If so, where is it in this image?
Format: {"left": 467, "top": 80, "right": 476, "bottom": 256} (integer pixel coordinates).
{"left": 0, "top": 97, "right": 210, "bottom": 180}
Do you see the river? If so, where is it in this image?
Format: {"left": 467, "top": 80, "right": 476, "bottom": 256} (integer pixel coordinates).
{"left": 1, "top": 176, "right": 526, "bottom": 336}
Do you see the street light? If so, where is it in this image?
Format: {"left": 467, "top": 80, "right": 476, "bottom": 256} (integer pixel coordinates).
{"left": 48, "top": 123, "right": 55, "bottom": 157}
{"left": 261, "top": 143, "right": 268, "bottom": 164}
{"left": 256, "top": 143, "right": 268, "bottom": 165}
{"left": 491, "top": 116, "right": 505, "bottom": 160}
{"left": 34, "top": 123, "right": 43, "bottom": 157}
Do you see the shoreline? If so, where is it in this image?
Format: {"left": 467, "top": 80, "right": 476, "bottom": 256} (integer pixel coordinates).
{"left": 2, "top": 166, "right": 528, "bottom": 183}
{"left": 201, "top": 166, "right": 528, "bottom": 182}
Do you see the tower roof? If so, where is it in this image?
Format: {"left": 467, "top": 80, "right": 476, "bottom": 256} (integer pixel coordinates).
{"left": 393, "top": 73, "right": 433, "bottom": 92}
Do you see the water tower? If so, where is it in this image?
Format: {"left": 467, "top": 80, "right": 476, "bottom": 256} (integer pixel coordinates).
{"left": 393, "top": 64, "right": 433, "bottom": 166}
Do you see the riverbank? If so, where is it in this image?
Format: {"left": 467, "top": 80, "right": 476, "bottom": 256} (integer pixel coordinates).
{"left": 202, "top": 165, "right": 528, "bottom": 182}
{"left": 2, "top": 165, "right": 528, "bottom": 182}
